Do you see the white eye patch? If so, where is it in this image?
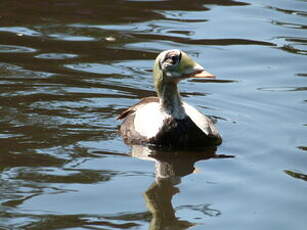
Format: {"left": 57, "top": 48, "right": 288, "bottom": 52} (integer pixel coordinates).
{"left": 159, "top": 50, "right": 181, "bottom": 70}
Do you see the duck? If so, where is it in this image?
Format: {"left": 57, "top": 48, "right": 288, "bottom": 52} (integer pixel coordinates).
{"left": 118, "top": 49, "right": 222, "bottom": 148}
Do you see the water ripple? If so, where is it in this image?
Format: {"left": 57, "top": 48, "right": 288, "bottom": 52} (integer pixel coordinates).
{"left": 35, "top": 53, "right": 78, "bottom": 60}
{"left": 0, "top": 26, "right": 41, "bottom": 36}
{"left": 0, "top": 45, "right": 36, "bottom": 53}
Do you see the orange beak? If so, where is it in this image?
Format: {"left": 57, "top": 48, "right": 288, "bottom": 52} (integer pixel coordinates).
{"left": 190, "top": 69, "right": 216, "bottom": 79}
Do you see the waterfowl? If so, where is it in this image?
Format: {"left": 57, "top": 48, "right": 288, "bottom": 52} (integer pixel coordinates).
{"left": 118, "top": 49, "right": 222, "bottom": 148}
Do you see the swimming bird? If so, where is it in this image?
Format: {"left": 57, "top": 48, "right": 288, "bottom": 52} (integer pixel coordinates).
{"left": 118, "top": 49, "right": 222, "bottom": 148}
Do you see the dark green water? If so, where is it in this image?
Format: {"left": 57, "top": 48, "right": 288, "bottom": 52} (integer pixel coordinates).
{"left": 0, "top": 0, "right": 306, "bottom": 229}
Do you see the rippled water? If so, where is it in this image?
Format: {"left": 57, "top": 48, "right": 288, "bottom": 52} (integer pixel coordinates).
{"left": 0, "top": 0, "right": 306, "bottom": 229}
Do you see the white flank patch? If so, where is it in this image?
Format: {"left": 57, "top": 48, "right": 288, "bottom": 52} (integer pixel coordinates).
{"left": 134, "top": 102, "right": 169, "bottom": 139}
{"left": 183, "top": 102, "right": 211, "bottom": 135}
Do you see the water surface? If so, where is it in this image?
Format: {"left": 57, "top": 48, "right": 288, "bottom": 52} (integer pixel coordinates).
{"left": 0, "top": 0, "right": 306, "bottom": 229}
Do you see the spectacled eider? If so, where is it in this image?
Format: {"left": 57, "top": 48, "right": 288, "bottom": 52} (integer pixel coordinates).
{"left": 118, "top": 49, "right": 222, "bottom": 148}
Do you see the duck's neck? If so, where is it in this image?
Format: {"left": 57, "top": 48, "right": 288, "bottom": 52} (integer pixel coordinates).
{"left": 157, "top": 81, "right": 186, "bottom": 119}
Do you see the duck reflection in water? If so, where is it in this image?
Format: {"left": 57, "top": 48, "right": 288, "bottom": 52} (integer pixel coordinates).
{"left": 131, "top": 145, "right": 234, "bottom": 230}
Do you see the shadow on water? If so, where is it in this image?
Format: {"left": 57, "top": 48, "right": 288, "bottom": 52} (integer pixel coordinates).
{"left": 284, "top": 170, "right": 307, "bottom": 182}
{"left": 131, "top": 145, "right": 234, "bottom": 230}
{"left": 1, "top": 145, "right": 234, "bottom": 230}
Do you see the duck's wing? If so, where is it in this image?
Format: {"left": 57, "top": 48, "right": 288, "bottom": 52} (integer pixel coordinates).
{"left": 118, "top": 97, "right": 161, "bottom": 145}
{"left": 117, "top": 96, "right": 159, "bottom": 120}
{"left": 183, "top": 102, "right": 221, "bottom": 139}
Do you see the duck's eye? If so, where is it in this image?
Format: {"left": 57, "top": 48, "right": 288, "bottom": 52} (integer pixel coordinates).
{"left": 167, "top": 54, "right": 180, "bottom": 65}
{"left": 170, "top": 51, "right": 182, "bottom": 64}
{"left": 170, "top": 55, "right": 178, "bottom": 64}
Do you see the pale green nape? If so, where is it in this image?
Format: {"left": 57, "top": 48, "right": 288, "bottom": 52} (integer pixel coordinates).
{"left": 153, "top": 57, "right": 163, "bottom": 96}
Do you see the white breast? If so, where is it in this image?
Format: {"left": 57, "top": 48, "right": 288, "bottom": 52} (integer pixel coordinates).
{"left": 134, "top": 102, "right": 171, "bottom": 139}
{"left": 134, "top": 101, "right": 217, "bottom": 139}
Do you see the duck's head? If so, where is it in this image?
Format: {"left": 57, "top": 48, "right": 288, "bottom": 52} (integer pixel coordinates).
{"left": 153, "top": 49, "right": 215, "bottom": 91}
